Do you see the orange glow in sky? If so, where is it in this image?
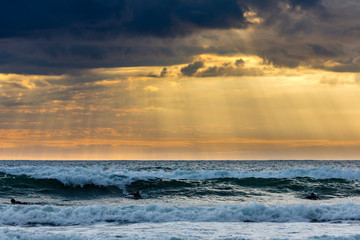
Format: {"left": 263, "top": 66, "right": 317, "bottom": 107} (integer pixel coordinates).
{"left": 2, "top": 1, "right": 360, "bottom": 160}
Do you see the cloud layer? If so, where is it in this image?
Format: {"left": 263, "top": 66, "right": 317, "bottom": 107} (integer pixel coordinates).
{"left": 2, "top": 0, "right": 360, "bottom": 74}
{"left": 2, "top": 0, "right": 360, "bottom": 160}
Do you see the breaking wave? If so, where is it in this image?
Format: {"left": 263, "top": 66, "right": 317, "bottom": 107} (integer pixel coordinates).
{"left": 1, "top": 166, "right": 360, "bottom": 188}
{"left": 1, "top": 203, "right": 360, "bottom": 226}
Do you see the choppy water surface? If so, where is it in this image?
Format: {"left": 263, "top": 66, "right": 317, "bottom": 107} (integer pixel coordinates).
{"left": 1, "top": 160, "right": 360, "bottom": 239}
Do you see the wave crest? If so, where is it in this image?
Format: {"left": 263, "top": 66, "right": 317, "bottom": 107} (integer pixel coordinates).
{"left": 1, "top": 203, "right": 360, "bottom": 226}
{"left": 1, "top": 166, "right": 360, "bottom": 188}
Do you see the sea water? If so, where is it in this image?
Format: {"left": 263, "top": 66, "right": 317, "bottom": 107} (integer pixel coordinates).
{"left": 1, "top": 160, "right": 360, "bottom": 239}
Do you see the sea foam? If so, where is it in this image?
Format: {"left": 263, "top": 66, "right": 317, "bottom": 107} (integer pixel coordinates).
{"left": 1, "top": 166, "right": 360, "bottom": 188}
{"left": 1, "top": 203, "right": 360, "bottom": 226}
{"left": 2, "top": 223, "right": 360, "bottom": 240}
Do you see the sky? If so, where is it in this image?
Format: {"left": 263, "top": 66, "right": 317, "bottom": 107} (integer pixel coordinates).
{"left": 1, "top": 0, "right": 360, "bottom": 160}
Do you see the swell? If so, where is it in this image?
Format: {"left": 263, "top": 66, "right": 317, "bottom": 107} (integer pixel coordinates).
{"left": 3, "top": 166, "right": 360, "bottom": 185}
{"left": 2, "top": 172, "right": 360, "bottom": 199}
{"left": 1, "top": 203, "right": 360, "bottom": 226}
{"left": 126, "top": 177, "right": 360, "bottom": 199}
{"left": 2, "top": 165, "right": 360, "bottom": 200}
{"left": 0, "top": 173, "right": 122, "bottom": 199}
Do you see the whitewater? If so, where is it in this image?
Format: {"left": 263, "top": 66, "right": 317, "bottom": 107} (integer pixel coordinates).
{"left": 1, "top": 160, "right": 360, "bottom": 239}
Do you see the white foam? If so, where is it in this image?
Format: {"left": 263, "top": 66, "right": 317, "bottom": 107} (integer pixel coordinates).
{"left": 0, "top": 166, "right": 360, "bottom": 188}
{"left": 1, "top": 222, "right": 360, "bottom": 240}
{"left": 1, "top": 202, "right": 360, "bottom": 226}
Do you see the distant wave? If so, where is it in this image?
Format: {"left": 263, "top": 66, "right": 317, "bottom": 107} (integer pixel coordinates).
{"left": 1, "top": 166, "right": 360, "bottom": 188}
{"left": 1, "top": 203, "right": 360, "bottom": 226}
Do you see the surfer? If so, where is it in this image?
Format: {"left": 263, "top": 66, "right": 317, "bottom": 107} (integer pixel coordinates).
{"left": 128, "top": 191, "right": 142, "bottom": 199}
{"left": 10, "top": 198, "right": 28, "bottom": 205}
{"left": 305, "top": 192, "right": 321, "bottom": 200}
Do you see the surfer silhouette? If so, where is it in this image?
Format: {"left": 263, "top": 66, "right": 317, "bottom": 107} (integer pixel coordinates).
{"left": 128, "top": 191, "right": 142, "bottom": 199}
{"left": 305, "top": 192, "right": 320, "bottom": 200}
{"left": 11, "top": 198, "right": 28, "bottom": 205}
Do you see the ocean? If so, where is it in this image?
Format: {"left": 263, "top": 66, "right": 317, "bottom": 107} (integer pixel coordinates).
{"left": 1, "top": 160, "right": 360, "bottom": 240}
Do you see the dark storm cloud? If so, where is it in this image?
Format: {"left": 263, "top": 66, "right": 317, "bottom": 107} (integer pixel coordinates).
{"left": 0, "top": 0, "right": 127, "bottom": 39}
{"left": 246, "top": 0, "right": 323, "bottom": 14}
{"left": 181, "top": 61, "right": 204, "bottom": 76}
{"left": 1, "top": 0, "right": 360, "bottom": 74}
{"left": 160, "top": 68, "right": 168, "bottom": 78}
{"left": 235, "top": 59, "right": 245, "bottom": 67}
{"left": 180, "top": 59, "right": 263, "bottom": 78}
{"left": 0, "top": 0, "right": 249, "bottom": 74}
{"left": 308, "top": 44, "right": 339, "bottom": 57}
{"left": 148, "top": 68, "right": 168, "bottom": 78}
{"left": 0, "top": 0, "right": 246, "bottom": 39}
{"left": 196, "top": 65, "right": 229, "bottom": 77}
